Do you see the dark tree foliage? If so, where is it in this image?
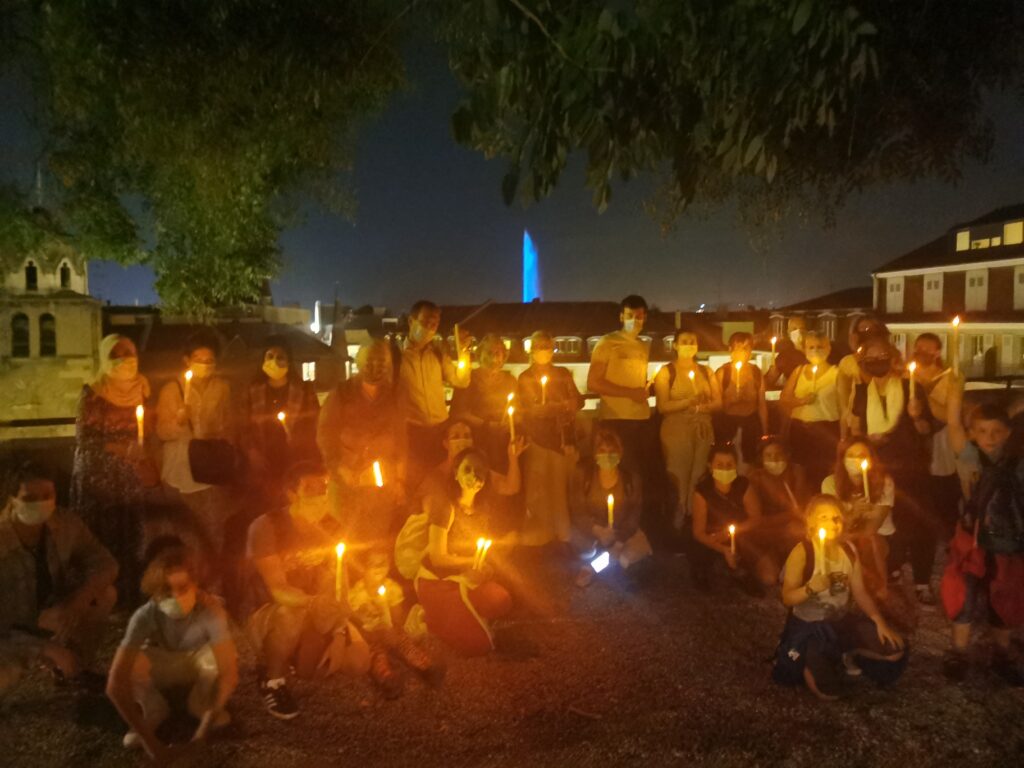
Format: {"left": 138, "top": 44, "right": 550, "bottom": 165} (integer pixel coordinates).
{"left": 2, "top": 0, "right": 402, "bottom": 314}
{"left": 440, "top": 0, "right": 1024, "bottom": 228}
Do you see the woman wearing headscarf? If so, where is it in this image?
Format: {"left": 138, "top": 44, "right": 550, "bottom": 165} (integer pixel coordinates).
{"left": 71, "top": 334, "right": 153, "bottom": 603}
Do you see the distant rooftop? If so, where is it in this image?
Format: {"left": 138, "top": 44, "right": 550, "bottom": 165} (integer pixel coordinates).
{"left": 780, "top": 286, "right": 873, "bottom": 312}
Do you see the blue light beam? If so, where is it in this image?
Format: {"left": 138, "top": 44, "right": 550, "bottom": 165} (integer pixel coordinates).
{"left": 522, "top": 230, "right": 541, "bottom": 303}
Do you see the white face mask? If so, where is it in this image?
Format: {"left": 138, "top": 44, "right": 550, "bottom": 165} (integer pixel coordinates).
{"left": 157, "top": 597, "right": 186, "bottom": 619}
{"left": 806, "top": 351, "right": 826, "bottom": 364}
{"left": 262, "top": 359, "right": 289, "bottom": 381}
{"left": 622, "top": 318, "right": 638, "bottom": 333}
{"left": 676, "top": 344, "right": 698, "bottom": 359}
{"left": 13, "top": 498, "right": 56, "bottom": 526}
{"left": 712, "top": 468, "right": 738, "bottom": 485}
{"left": 190, "top": 362, "right": 215, "bottom": 379}
{"left": 763, "top": 461, "right": 787, "bottom": 477}
{"left": 109, "top": 357, "right": 138, "bottom": 380}
{"left": 789, "top": 330, "right": 804, "bottom": 346}
{"left": 844, "top": 458, "right": 866, "bottom": 480}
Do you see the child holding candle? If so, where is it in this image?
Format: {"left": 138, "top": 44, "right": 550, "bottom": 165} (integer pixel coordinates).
{"left": 713, "top": 333, "right": 767, "bottom": 466}
{"left": 655, "top": 328, "right": 722, "bottom": 534}
{"left": 245, "top": 462, "right": 370, "bottom": 720}
{"left": 773, "top": 495, "right": 906, "bottom": 700}
{"left": 939, "top": 384, "right": 1024, "bottom": 685}
{"left": 690, "top": 443, "right": 769, "bottom": 593}
{"left": 518, "top": 330, "right": 585, "bottom": 548}
{"left": 569, "top": 428, "right": 651, "bottom": 587}
{"left": 820, "top": 439, "right": 895, "bottom": 602}
{"left": 71, "top": 333, "right": 153, "bottom": 605}
{"left": 348, "top": 549, "right": 445, "bottom": 698}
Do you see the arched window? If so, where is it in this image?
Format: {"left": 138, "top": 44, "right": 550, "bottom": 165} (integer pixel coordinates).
{"left": 60, "top": 263, "right": 71, "bottom": 289}
{"left": 11, "top": 313, "right": 29, "bottom": 357}
{"left": 25, "top": 261, "right": 38, "bottom": 291}
{"left": 39, "top": 314, "right": 57, "bottom": 357}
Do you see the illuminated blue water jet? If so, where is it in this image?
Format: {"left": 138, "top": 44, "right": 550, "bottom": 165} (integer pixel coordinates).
{"left": 523, "top": 230, "right": 541, "bottom": 303}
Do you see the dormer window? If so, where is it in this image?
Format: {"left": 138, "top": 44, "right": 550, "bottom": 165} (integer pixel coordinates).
{"left": 955, "top": 231, "right": 970, "bottom": 251}
{"left": 25, "top": 261, "right": 38, "bottom": 291}
{"left": 60, "top": 262, "right": 71, "bottom": 289}
{"left": 1005, "top": 221, "right": 1023, "bottom": 246}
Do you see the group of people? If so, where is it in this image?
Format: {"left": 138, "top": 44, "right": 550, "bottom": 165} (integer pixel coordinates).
{"left": 1, "top": 294, "right": 1023, "bottom": 761}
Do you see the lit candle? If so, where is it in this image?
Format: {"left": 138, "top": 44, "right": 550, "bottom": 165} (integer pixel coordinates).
{"left": 454, "top": 323, "right": 467, "bottom": 371}
{"left": 734, "top": 361, "right": 743, "bottom": 394}
{"left": 860, "top": 458, "right": 870, "bottom": 503}
{"left": 908, "top": 361, "right": 917, "bottom": 399}
{"left": 811, "top": 364, "right": 819, "bottom": 392}
{"left": 770, "top": 336, "right": 777, "bottom": 367}
{"left": 728, "top": 524, "right": 736, "bottom": 555}
{"left": 540, "top": 374, "right": 548, "bottom": 405}
{"left": 473, "top": 537, "right": 486, "bottom": 570}
{"left": 479, "top": 539, "right": 493, "bottom": 568}
{"left": 184, "top": 369, "right": 193, "bottom": 401}
{"left": 817, "top": 528, "right": 827, "bottom": 576}
{"left": 606, "top": 493, "right": 615, "bottom": 529}
{"left": 373, "top": 460, "right": 384, "bottom": 488}
{"left": 335, "top": 542, "right": 346, "bottom": 603}
{"left": 277, "top": 410, "right": 286, "bottom": 426}
{"left": 377, "top": 584, "right": 394, "bottom": 628}
{"left": 951, "top": 315, "right": 961, "bottom": 374}
{"left": 135, "top": 405, "right": 145, "bottom": 446}
{"left": 507, "top": 405, "right": 516, "bottom": 442}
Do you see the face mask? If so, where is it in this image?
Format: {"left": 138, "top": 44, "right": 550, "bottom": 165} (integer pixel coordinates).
{"left": 409, "top": 324, "right": 432, "bottom": 344}
{"left": 595, "top": 452, "right": 621, "bottom": 470}
{"left": 190, "top": 362, "right": 215, "bottom": 379}
{"left": 263, "top": 359, "right": 289, "bottom": 381}
{"left": 448, "top": 438, "right": 474, "bottom": 456}
{"left": 844, "top": 458, "right": 866, "bottom": 479}
{"left": 712, "top": 468, "right": 738, "bottom": 485}
{"left": 789, "top": 330, "right": 804, "bottom": 346}
{"left": 676, "top": 344, "right": 698, "bottom": 358}
{"left": 806, "top": 351, "right": 826, "bottom": 364}
{"left": 763, "top": 461, "right": 787, "bottom": 477}
{"left": 622, "top": 318, "right": 638, "bottom": 334}
{"left": 860, "top": 358, "right": 892, "bottom": 378}
{"left": 13, "top": 499, "right": 55, "bottom": 526}
{"left": 532, "top": 350, "right": 553, "bottom": 366}
{"left": 294, "top": 494, "right": 330, "bottom": 524}
{"left": 157, "top": 597, "right": 186, "bottom": 619}
{"left": 914, "top": 353, "right": 937, "bottom": 368}
{"left": 109, "top": 357, "right": 138, "bottom": 380}
{"left": 457, "top": 466, "right": 485, "bottom": 493}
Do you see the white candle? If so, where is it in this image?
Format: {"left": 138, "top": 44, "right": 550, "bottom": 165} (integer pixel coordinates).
{"left": 606, "top": 493, "right": 615, "bottom": 529}
{"left": 811, "top": 364, "right": 819, "bottom": 392}
{"left": 770, "top": 336, "right": 777, "bottom": 367}
{"left": 908, "top": 361, "right": 917, "bottom": 399}
{"left": 335, "top": 542, "right": 346, "bottom": 603}
{"left": 135, "top": 405, "right": 145, "bottom": 446}
{"left": 473, "top": 537, "right": 486, "bottom": 570}
{"left": 860, "top": 459, "right": 870, "bottom": 503}
{"left": 454, "top": 323, "right": 467, "bottom": 371}
{"left": 184, "top": 369, "right": 193, "bottom": 401}
{"left": 480, "top": 539, "right": 493, "bottom": 568}
{"left": 734, "top": 361, "right": 743, "bottom": 394}
{"left": 817, "top": 528, "right": 827, "bottom": 576}
{"left": 373, "top": 460, "right": 384, "bottom": 488}
{"left": 507, "top": 405, "right": 516, "bottom": 442}
{"left": 377, "top": 585, "right": 394, "bottom": 628}
{"left": 728, "top": 524, "right": 736, "bottom": 555}
{"left": 951, "top": 315, "right": 961, "bottom": 374}
{"left": 540, "top": 374, "right": 548, "bottom": 405}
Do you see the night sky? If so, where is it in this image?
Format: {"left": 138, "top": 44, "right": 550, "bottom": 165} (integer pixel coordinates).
{"left": 2, "top": 41, "right": 1023, "bottom": 313}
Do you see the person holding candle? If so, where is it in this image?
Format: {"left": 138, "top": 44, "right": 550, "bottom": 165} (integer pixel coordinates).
{"left": 107, "top": 537, "right": 238, "bottom": 761}
{"left": 243, "top": 337, "right": 322, "bottom": 490}
{"left": 836, "top": 317, "right": 890, "bottom": 439}
{"left": 655, "top": 327, "right": 722, "bottom": 535}
{"left": 713, "top": 333, "right": 768, "bottom": 467}
{"left": 517, "top": 330, "right": 585, "bottom": 549}
{"left": 348, "top": 549, "right": 445, "bottom": 698}
{"left": 748, "top": 438, "right": 811, "bottom": 563}
{"left": 938, "top": 384, "right": 1024, "bottom": 685}
{"left": 568, "top": 427, "right": 651, "bottom": 587}
{"left": 155, "top": 330, "right": 238, "bottom": 589}
{"left": 690, "top": 443, "right": 768, "bottom": 592}
{"left": 765, "top": 317, "right": 809, "bottom": 388}
{"left": 779, "top": 332, "right": 841, "bottom": 488}
{"left": 318, "top": 339, "right": 407, "bottom": 548}
{"left": 848, "top": 336, "right": 937, "bottom": 602}
{"left": 773, "top": 495, "right": 906, "bottom": 700}
{"left": 821, "top": 439, "right": 896, "bottom": 601}
{"left": 397, "top": 300, "right": 471, "bottom": 494}
{"left": 245, "top": 461, "right": 370, "bottom": 720}
{"left": 400, "top": 448, "right": 512, "bottom": 656}
{"left": 71, "top": 333, "right": 153, "bottom": 605}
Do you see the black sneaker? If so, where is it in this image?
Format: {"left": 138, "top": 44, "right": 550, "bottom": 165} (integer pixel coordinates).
{"left": 260, "top": 679, "right": 299, "bottom": 720}
{"left": 943, "top": 651, "right": 969, "bottom": 683}
{"left": 992, "top": 653, "right": 1024, "bottom": 687}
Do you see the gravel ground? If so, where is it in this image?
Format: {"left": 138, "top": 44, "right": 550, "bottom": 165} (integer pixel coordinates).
{"left": 2, "top": 549, "right": 1023, "bottom": 768}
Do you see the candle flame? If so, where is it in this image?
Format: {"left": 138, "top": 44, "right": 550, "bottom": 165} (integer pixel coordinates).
{"left": 377, "top": 585, "right": 386, "bottom": 597}
{"left": 335, "top": 542, "right": 345, "bottom": 558}
{"left": 135, "top": 404, "right": 144, "bottom": 419}
{"left": 952, "top": 315, "right": 960, "bottom": 328}
{"left": 812, "top": 365, "right": 818, "bottom": 375}
{"left": 770, "top": 336, "right": 777, "bottom": 345}
{"left": 277, "top": 411, "right": 286, "bottom": 423}
{"left": 373, "top": 460, "right": 384, "bottom": 488}
{"left": 457, "top": 358, "right": 466, "bottom": 370}
{"left": 184, "top": 369, "right": 193, "bottom": 383}
{"left": 735, "top": 361, "right": 743, "bottom": 371}
{"left": 507, "top": 405, "right": 515, "bottom": 417}
{"left": 728, "top": 524, "right": 736, "bottom": 535}
{"left": 818, "top": 527, "right": 827, "bottom": 542}
{"left": 908, "top": 361, "right": 917, "bottom": 373}
{"left": 476, "top": 537, "right": 486, "bottom": 550}
{"left": 688, "top": 370, "right": 695, "bottom": 380}
{"left": 507, "top": 392, "right": 514, "bottom": 403}
{"left": 541, "top": 375, "right": 548, "bottom": 386}
{"left": 860, "top": 459, "right": 869, "bottom": 471}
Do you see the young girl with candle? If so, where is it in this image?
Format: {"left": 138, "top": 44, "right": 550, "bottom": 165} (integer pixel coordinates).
{"left": 773, "top": 495, "right": 906, "bottom": 700}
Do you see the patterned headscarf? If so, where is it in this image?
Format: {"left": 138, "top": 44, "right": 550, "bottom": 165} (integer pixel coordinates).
{"left": 91, "top": 334, "right": 151, "bottom": 408}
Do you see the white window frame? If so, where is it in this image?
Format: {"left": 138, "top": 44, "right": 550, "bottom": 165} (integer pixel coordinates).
{"left": 554, "top": 336, "right": 582, "bottom": 356}
{"left": 886, "top": 276, "right": 904, "bottom": 314}
{"left": 1015, "top": 266, "right": 1024, "bottom": 311}
{"left": 965, "top": 268, "right": 988, "bottom": 312}
{"left": 302, "top": 361, "right": 316, "bottom": 382}
{"left": 923, "top": 272, "right": 943, "bottom": 313}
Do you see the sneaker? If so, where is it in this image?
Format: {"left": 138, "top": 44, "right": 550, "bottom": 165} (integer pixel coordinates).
{"left": 992, "top": 653, "right": 1024, "bottom": 687}
{"left": 842, "top": 653, "right": 863, "bottom": 677}
{"left": 943, "top": 650, "right": 969, "bottom": 683}
{"left": 915, "top": 585, "right": 936, "bottom": 608}
{"left": 260, "top": 678, "right": 299, "bottom": 720}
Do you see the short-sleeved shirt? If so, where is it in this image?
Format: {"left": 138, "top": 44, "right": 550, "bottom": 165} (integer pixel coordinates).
{"left": 246, "top": 510, "right": 337, "bottom": 608}
{"left": 694, "top": 475, "right": 750, "bottom": 534}
{"left": 423, "top": 489, "right": 490, "bottom": 575}
{"left": 349, "top": 576, "right": 404, "bottom": 632}
{"left": 121, "top": 595, "right": 229, "bottom": 653}
{"left": 821, "top": 473, "right": 895, "bottom": 536}
{"left": 591, "top": 331, "right": 650, "bottom": 421}
{"left": 792, "top": 542, "right": 855, "bottom": 622}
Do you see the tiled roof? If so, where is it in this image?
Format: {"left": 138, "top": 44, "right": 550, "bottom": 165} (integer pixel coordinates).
{"left": 780, "top": 286, "right": 873, "bottom": 312}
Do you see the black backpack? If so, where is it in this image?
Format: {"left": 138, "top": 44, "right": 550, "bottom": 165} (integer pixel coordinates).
{"left": 967, "top": 454, "right": 1024, "bottom": 555}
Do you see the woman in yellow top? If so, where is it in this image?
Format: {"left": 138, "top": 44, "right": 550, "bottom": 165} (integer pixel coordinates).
{"left": 780, "top": 331, "right": 840, "bottom": 488}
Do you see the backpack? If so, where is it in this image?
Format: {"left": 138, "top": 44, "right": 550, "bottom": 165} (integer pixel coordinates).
{"left": 967, "top": 455, "right": 1024, "bottom": 555}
